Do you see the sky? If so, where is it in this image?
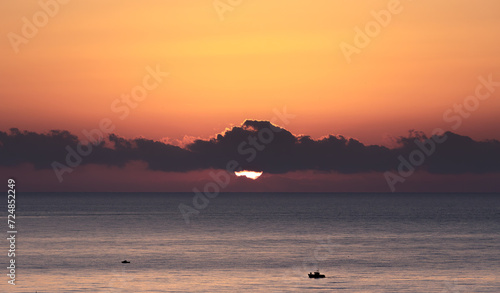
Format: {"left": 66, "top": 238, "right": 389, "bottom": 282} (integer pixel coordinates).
{"left": 1, "top": 0, "right": 499, "bottom": 192}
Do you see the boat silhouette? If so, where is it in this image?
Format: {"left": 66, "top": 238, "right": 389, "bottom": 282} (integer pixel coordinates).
{"left": 308, "top": 271, "right": 325, "bottom": 278}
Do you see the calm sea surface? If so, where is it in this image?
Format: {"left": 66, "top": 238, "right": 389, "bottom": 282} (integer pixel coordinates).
{"left": 1, "top": 193, "right": 499, "bottom": 292}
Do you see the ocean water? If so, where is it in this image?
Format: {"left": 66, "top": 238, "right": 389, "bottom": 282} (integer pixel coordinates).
{"left": 1, "top": 192, "right": 499, "bottom": 292}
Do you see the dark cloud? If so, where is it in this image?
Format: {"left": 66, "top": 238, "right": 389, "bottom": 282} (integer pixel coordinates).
{"left": 1, "top": 121, "right": 499, "bottom": 174}
{"left": 0, "top": 128, "right": 80, "bottom": 169}
{"left": 398, "top": 131, "right": 500, "bottom": 174}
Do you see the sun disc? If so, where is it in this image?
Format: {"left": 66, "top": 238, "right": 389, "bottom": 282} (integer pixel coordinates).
{"left": 234, "top": 170, "right": 263, "bottom": 180}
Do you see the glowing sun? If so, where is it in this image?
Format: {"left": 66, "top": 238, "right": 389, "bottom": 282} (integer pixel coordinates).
{"left": 234, "top": 170, "right": 263, "bottom": 180}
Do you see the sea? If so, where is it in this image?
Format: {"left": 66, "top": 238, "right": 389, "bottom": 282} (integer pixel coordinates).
{"left": 1, "top": 192, "right": 499, "bottom": 292}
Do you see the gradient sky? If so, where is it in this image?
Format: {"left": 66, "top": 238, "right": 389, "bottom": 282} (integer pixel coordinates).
{"left": 1, "top": 0, "right": 499, "bottom": 192}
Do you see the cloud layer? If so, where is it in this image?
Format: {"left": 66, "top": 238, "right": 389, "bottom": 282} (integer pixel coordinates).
{"left": 1, "top": 120, "right": 499, "bottom": 175}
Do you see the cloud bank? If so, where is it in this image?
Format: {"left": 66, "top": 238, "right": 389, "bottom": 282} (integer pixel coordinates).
{"left": 1, "top": 121, "right": 499, "bottom": 176}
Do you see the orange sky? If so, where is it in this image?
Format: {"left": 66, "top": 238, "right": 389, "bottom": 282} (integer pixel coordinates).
{"left": 1, "top": 0, "right": 499, "bottom": 145}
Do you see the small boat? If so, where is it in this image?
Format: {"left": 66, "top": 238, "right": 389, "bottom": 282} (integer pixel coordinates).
{"left": 121, "top": 260, "right": 130, "bottom": 263}
{"left": 308, "top": 271, "right": 325, "bottom": 278}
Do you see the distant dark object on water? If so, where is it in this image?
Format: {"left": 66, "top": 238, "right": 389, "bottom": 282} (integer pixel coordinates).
{"left": 308, "top": 271, "right": 325, "bottom": 278}
{"left": 121, "top": 260, "right": 130, "bottom": 263}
